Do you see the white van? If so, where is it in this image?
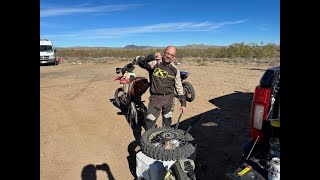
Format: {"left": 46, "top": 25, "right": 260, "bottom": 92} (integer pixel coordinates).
{"left": 40, "top": 39, "right": 58, "bottom": 65}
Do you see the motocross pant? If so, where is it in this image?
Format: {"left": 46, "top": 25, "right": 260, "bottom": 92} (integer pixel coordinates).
{"left": 145, "top": 93, "right": 175, "bottom": 130}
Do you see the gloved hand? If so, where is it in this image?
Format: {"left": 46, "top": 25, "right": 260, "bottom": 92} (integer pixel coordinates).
{"left": 134, "top": 54, "right": 155, "bottom": 64}
{"left": 133, "top": 56, "right": 143, "bottom": 64}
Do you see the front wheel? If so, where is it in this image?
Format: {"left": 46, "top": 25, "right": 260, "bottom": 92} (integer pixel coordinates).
{"left": 114, "top": 88, "right": 129, "bottom": 109}
{"left": 183, "top": 81, "right": 196, "bottom": 102}
{"left": 140, "top": 127, "right": 196, "bottom": 161}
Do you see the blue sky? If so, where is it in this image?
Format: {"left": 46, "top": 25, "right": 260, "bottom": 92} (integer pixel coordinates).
{"left": 40, "top": 0, "right": 280, "bottom": 47}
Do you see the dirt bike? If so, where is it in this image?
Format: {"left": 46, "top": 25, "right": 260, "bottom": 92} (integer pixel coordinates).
{"left": 174, "top": 71, "right": 196, "bottom": 102}
{"left": 113, "top": 59, "right": 149, "bottom": 127}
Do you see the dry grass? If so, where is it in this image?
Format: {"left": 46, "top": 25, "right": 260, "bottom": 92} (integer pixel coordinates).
{"left": 59, "top": 56, "right": 279, "bottom": 68}
{"left": 56, "top": 44, "right": 280, "bottom": 66}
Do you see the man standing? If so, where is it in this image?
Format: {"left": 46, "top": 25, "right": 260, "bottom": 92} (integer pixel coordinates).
{"left": 137, "top": 46, "right": 186, "bottom": 130}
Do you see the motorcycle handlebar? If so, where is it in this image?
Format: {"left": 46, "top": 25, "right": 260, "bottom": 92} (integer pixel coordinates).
{"left": 116, "top": 54, "right": 155, "bottom": 75}
{"left": 117, "top": 62, "right": 135, "bottom": 75}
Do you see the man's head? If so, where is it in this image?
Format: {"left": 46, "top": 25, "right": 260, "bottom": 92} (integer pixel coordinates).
{"left": 162, "top": 46, "right": 176, "bottom": 64}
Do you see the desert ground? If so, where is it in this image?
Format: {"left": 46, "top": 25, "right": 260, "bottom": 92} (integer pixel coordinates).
{"left": 40, "top": 60, "right": 277, "bottom": 180}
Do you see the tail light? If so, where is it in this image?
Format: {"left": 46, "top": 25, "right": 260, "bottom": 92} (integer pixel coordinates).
{"left": 250, "top": 86, "right": 271, "bottom": 142}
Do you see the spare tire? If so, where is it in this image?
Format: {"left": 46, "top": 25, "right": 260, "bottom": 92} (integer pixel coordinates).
{"left": 140, "top": 127, "right": 196, "bottom": 161}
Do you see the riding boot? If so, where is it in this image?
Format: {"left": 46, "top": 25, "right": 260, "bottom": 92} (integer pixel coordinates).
{"left": 145, "top": 119, "right": 156, "bottom": 130}
{"left": 163, "top": 117, "right": 172, "bottom": 128}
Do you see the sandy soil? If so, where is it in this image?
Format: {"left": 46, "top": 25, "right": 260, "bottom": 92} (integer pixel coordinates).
{"left": 40, "top": 60, "right": 274, "bottom": 180}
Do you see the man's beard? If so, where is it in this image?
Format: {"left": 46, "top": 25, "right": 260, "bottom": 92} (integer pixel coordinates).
{"left": 163, "top": 58, "right": 171, "bottom": 65}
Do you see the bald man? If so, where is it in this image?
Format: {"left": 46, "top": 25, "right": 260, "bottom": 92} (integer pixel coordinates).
{"left": 137, "top": 46, "right": 186, "bottom": 130}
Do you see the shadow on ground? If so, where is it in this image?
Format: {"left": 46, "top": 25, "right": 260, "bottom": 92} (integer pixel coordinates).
{"left": 112, "top": 91, "right": 253, "bottom": 180}
{"left": 127, "top": 140, "right": 141, "bottom": 180}
{"left": 176, "top": 91, "right": 254, "bottom": 180}
{"left": 40, "top": 63, "right": 57, "bottom": 66}
{"left": 81, "top": 163, "right": 115, "bottom": 180}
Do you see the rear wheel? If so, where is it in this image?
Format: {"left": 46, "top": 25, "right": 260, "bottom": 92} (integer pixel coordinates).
{"left": 183, "top": 81, "right": 195, "bottom": 102}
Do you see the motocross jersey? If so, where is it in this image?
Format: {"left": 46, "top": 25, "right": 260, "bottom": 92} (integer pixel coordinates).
{"left": 138, "top": 54, "right": 186, "bottom": 107}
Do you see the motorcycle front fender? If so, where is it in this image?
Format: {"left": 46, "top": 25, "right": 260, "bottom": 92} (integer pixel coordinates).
{"left": 113, "top": 76, "right": 122, "bottom": 81}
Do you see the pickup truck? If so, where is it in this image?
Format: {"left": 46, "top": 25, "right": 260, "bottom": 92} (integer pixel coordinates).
{"left": 225, "top": 66, "right": 280, "bottom": 180}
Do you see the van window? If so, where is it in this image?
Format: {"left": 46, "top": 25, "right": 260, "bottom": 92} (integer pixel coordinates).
{"left": 40, "top": 45, "right": 53, "bottom": 52}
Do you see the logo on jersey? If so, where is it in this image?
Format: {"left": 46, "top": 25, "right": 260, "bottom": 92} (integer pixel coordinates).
{"left": 153, "top": 68, "right": 175, "bottom": 78}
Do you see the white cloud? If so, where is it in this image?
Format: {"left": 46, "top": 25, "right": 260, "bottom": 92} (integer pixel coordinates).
{"left": 40, "top": 4, "right": 144, "bottom": 17}
{"left": 43, "top": 19, "right": 248, "bottom": 40}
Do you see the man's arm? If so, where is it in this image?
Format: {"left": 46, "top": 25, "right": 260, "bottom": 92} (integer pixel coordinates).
{"left": 174, "top": 67, "right": 186, "bottom": 108}
{"left": 137, "top": 54, "right": 157, "bottom": 70}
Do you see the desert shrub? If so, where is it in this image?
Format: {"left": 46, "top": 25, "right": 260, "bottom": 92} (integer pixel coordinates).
{"left": 56, "top": 42, "right": 279, "bottom": 64}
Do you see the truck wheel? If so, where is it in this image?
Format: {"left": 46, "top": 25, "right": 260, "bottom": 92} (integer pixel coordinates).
{"left": 183, "top": 81, "right": 195, "bottom": 102}
{"left": 140, "top": 127, "right": 196, "bottom": 161}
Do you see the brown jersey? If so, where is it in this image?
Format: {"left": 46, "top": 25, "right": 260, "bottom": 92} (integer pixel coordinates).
{"left": 138, "top": 54, "right": 186, "bottom": 107}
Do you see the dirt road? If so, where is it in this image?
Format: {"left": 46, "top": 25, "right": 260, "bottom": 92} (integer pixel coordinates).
{"left": 40, "top": 60, "right": 274, "bottom": 180}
